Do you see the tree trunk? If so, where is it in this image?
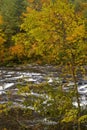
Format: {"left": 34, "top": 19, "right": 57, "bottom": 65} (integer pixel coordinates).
{"left": 71, "top": 64, "right": 81, "bottom": 130}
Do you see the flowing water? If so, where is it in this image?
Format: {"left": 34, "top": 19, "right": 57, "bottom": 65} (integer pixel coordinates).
{"left": 0, "top": 64, "right": 87, "bottom": 130}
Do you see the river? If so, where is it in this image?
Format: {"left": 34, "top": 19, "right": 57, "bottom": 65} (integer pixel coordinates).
{"left": 0, "top": 64, "right": 87, "bottom": 130}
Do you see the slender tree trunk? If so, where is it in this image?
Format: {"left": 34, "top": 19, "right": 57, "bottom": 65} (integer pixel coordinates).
{"left": 71, "top": 64, "right": 81, "bottom": 130}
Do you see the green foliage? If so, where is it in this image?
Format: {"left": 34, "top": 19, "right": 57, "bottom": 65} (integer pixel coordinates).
{"left": 13, "top": 0, "right": 86, "bottom": 65}
{"left": 15, "top": 82, "right": 87, "bottom": 130}
{"left": 0, "top": 0, "right": 26, "bottom": 34}
{"left": 0, "top": 0, "right": 27, "bottom": 48}
{"left": 78, "top": 115, "right": 87, "bottom": 123}
{"left": 0, "top": 0, "right": 87, "bottom": 129}
{"left": 0, "top": 0, "right": 86, "bottom": 65}
{"left": 18, "top": 83, "right": 75, "bottom": 122}
{"left": 61, "top": 109, "right": 78, "bottom": 123}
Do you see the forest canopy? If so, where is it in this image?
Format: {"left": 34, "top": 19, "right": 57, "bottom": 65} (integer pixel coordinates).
{"left": 0, "top": 0, "right": 87, "bottom": 65}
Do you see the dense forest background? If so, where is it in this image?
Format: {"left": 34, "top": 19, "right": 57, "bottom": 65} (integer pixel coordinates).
{"left": 0, "top": 0, "right": 87, "bottom": 66}
{"left": 0, "top": 1, "right": 87, "bottom": 130}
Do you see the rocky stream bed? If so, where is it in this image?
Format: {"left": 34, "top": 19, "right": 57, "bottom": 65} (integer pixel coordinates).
{"left": 0, "top": 64, "right": 87, "bottom": 130}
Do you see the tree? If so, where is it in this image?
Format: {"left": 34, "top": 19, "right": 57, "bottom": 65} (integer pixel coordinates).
{"left": 0, "top": 14, "right": 6, "bottom": 65}
{"left": 14, "top": 0, "right": 86, "bottom": 129}
{"left": 0, "top": 0, "right": 27, "bottom": 46}
{"left": 27, "top": 0, "right": 51, "bottom": 11}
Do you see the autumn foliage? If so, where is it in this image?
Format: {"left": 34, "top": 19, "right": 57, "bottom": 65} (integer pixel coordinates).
{"left": 0, "top": 0, "right": 86, "bottom": 65}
